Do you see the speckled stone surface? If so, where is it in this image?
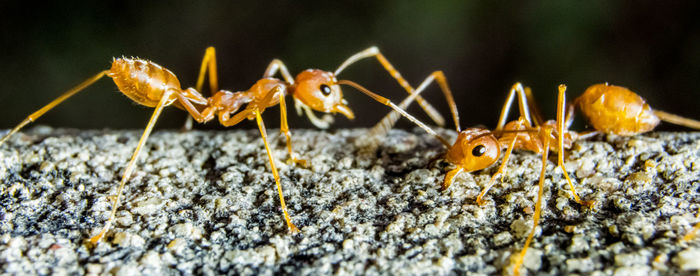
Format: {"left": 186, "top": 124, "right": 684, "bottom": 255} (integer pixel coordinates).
{"left": 0, "top": 127, "right": 698, "bottom": 275}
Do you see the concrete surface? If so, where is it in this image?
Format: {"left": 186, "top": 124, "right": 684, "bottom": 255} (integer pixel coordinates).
{"left": 0, "top": 127, "right": 698, "bottom": 275}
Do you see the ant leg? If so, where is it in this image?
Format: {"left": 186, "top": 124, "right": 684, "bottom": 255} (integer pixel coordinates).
{"left": 564, "top": 101, "right": 575, "bottom": 130}
{"left": 512, "top": 127, "right": 551, "bottom": 276}
{"left": 475, "top": 133, "right": 520, "bottom": 205}
{"left": 183, "top": 47, "right": 220, "bottom": 131}
{"left": 685, "top": 223, "right": 700, "bottom": 241}
{"left": 217, "top": 88, "right": 280, "bottom": 127}
{"left": 218, "top": 88, "right": 284, "bottom": 128}
{"left": 683, "top": 208, "right": 700, "bottom": 241}
{"left": 556, "top": 85, "right": 594, "bottom": 208}
{"left": 442, "top": 168, "right": 463, "bottom": 191}
{"left": 87, "top": 91, "right": 175, "bottom": 245}
{"left": 219, "top": 109, "right": 253, "bottom": 127}
{"left": 370, "top": 71, "right": 461, "bottom": 140}
{"left": 576, "top": 130, "right": 600, "bottom": 140}
{"left": 333, "top": 46, "right": 446, "bottom": 127}
{"left": 475, "top": 117, "right": 527, "bottom": 204}
{"left": 254, "top": 109, "right": 299, "bottom": 233}
{"left": 195, "top": 47, "right": 220, "bottom": 93}
{"left": 654, "top": 110, "right": 700, "bottom": 130}
{"left": 278, "top": 91, "right": 307, "bottom": 166}
{"left": 338, "top": 80, "right": 450, "bottom": 147}
{"left": 175, "top": 89, "right": 215, "bottom": 123}
{"left": 0, "top": 71, "right": 109, "bottom": 145}
{"left": 251, "top": 86, "right": 306, "bottom": 165}
{"left": 496, "top": 83, "right": 535, "bottom": 131}
{"left": 263, "top": 59, "right": 294, "bottom": 84}
{"left": 524, "top": 86, "right": 545, "bottom": 127}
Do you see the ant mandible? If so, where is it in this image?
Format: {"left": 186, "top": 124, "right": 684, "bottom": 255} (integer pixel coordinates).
{"left": 0, "top": 46, "right": 454, "bottom": 246}
{"left": 370, "top": 81, "right": 700, "bottom": 275}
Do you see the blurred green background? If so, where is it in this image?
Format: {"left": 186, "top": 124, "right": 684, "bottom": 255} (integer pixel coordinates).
{"left": 0, "top": 1, "right": 698, "bottom": 132}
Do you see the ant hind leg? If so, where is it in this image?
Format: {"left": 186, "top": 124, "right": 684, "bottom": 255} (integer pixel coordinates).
{"left": 87, "top": 91, "right": 175, "bottom": 245}
{"left": 0, "top": 71, "right": 109, "bottom": 145}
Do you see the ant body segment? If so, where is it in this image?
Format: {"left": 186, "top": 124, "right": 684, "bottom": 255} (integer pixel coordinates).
{"left": 372, "top": 81, "right": 700, "bottom": 275}
{"left": 0, "top": 46, "right": 454, "bottom": 245}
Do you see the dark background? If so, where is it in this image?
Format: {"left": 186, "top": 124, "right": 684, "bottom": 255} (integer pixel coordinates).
{"left": 1, "top": 1, "right": 699, "bottom": 132}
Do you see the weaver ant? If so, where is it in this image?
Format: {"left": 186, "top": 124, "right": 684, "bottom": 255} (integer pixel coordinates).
{"left": 0, "top": 46, "right": 454, "bottom": 245}
{"left": 371, "top": 81, "right": 700, "bottom": 275}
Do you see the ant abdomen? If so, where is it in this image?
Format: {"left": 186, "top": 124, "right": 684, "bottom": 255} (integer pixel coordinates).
{"left": 109, "top": 58, "right": 182, "bottom": 107}
{"left": 575, "top": 83, "right": 660, "bottom": 136}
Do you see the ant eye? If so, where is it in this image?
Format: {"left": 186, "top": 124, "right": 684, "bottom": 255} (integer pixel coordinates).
{"left": 320, "top": 84, "right": 332, "bottom": 96}
{"left": 472, "top": 145, "right": 487, "bottom": 157}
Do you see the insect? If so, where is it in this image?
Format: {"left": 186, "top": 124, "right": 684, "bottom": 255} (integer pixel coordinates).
{"left": 0, "top": 46, "right": 453, "bottom": 245}
{"left": 370, "top": 81, "right": 700, "bottom": 275}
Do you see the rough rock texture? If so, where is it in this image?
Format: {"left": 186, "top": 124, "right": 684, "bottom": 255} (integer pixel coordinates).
{"left": 0, "top": 127, "right": 698, "bottom": 275}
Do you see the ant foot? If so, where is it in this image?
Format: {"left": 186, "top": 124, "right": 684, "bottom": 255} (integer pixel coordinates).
{"left": 579, "top": 200, "right": 596, "bottom": 209}
{"left": 287, "top": 222, "right": 300, "bottom": 233}
{"left": 440, "top": 182, "right": 452, "bottom": 191}
{"left": 85, "top": 233, "right": 105, "bottom": 248}
{"left": 682, "top": 224, "right": 699, "bottom": 241}
{"left": 107, "top": 195, "right": 118, "bottom": 204}
{"left": 476, "top": 197, "right": 488, "bottom": 206}
{"left": 286, "top": 157, "right": 308, "bottom": 167}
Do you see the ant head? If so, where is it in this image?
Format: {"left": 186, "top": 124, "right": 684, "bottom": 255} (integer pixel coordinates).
{"left": 445, "top": 128, "right": 500, "bottom": 172}
{"left": 293, "top": 69, "right": 354, "bottom": 119}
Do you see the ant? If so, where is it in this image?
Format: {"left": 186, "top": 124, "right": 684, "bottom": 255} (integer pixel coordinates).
{"left": 0, "top": 46, "right": 454, "bottom": 246}
{"left": 370, "top": 81, "right": 700, "bottom": 275}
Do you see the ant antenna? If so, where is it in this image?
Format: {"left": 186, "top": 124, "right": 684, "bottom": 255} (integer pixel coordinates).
{"left": 337, "top": 79, "right": 450, "bottom": 147}
{"left": 334, "top": 47, "right": 379, "bottom": 75}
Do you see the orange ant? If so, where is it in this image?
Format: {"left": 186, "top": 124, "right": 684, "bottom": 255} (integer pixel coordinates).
{"left": 0, "top": 46, "right": 454, "bottom": 246}
{"left": 370, "top": 81, "right": 700, "bottom": 275}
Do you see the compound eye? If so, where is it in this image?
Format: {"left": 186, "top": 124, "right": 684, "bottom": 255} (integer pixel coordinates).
{"left": 472, "top": 145, "right": 487, "bottom": 157}
{"left": 320, "top": 84, "right": 332, "bottom": 96}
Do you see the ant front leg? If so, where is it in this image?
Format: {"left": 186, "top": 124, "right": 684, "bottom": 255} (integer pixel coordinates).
{"left": 442, "top": 168, "right": 463, "bottom": 191}
{"left": 0, "top": 71, "right": 109, "bottom": 145}
{"left": 217, "top": 87, "right": 281, "bottom": 128}
{"left": 218, "top": 109, "right": 253, "bottom": 127}
{"left": 475, "top": 118, "right": 528, "bottom": 205}
{"left": 88, "top": 91, "right": 176, "bottom": 245}
{"left": 183, "top": 46, "right": 220, "bottom": 131}
{"left": 278, "top": 91, "right": 307, "bottom": 166}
